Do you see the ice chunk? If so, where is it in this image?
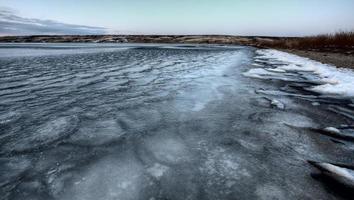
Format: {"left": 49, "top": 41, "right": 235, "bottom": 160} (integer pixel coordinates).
{"left": 327, "top": 105, "right": 354, "bottom": 120}
{"left": 323, "top": 127, "right": 341, "bottom": 134}
{"left": 243, "top": 68, "right": 278, "bottom": 79}
{"left": 316, "top": 126, "right": 354, "bottom": 141}
{"left": 256, "top": 89, "right": 318, "bottom": 99}
{"left": 257, "top": 49, "right": 354, "bottom": 97}
{"left": 270, "top": 99, "right": 285, "bottom": 110}
{"left": 243, "top": 68, "right": 302, "bottom": 82}
{"left": 252, "top": 63, "right": 263, "bottom": 67}
{"left": 278, "top": 64, "right": 314, "bottom": 72}
{"left": 309, "top": 161, "right": 354, "bottom": 189}
{"left": 266, "top": 68, "right": 286, "bottom": 73}
{"left": 310, "top": 83, "right": 354, "bottom": 97}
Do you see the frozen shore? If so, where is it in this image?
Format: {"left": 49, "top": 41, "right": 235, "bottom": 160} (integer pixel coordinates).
{"left": 244, "top": 49, "right": 354, "bottom": 97}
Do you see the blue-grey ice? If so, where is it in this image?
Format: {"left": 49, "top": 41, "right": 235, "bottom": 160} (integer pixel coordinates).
{"left": 0, "top": 43, "right": 353, "bottom": 200}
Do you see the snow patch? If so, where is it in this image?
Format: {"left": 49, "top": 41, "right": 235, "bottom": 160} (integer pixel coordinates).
{"left": 323, "top": 127, "right": 341, "bottom": 134}
{"left": 252, "top": 49, "right": 354, "bottom": 97}
{"left": 243, "top": 68, "right": 279, "bottom": 79}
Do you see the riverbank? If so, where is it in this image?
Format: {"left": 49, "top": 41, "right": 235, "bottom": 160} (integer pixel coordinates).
{"left": 254, "top": 31, "right": 354, "bottom": 69}
{"left": 281, "top": 49, "right": 354, "bottom": 69}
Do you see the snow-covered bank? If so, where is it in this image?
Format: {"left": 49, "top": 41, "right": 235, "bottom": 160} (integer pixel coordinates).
{"left": 244, "top": 49, "right": 354, "bottom": 98}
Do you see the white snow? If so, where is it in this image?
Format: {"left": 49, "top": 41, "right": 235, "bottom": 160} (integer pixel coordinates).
{"left": 314, "top": 163, "right": 354, "bottom": 186}
{"left": 323, "top": 127, "right": 341, "bottom": 134}
{"left": 243, "top": 68, "right": 279, "bottom": 79}
{"left": 246, "top": 49, "right": 354, "bottom": 97}
{"left": 277, "top": 64, "right": 314, "bottom": 72}
{"left": 267, "top": 68, "right": 286, "bottom": 73}
{"left": 252, "top": 63, "right": 263, "bottom": 67}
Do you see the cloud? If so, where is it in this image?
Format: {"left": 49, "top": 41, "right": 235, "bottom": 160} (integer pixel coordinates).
{"left": 0, "top": 7, "right": 107, "bottom": 36}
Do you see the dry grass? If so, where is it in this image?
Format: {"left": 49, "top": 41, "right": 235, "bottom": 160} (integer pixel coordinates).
{"left": 258, "top": 31, "right": 354, "bottom": 52}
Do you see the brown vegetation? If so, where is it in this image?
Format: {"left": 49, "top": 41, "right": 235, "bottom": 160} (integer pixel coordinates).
{"left": 256, "top": 31, "right": 354, "bottom": 54}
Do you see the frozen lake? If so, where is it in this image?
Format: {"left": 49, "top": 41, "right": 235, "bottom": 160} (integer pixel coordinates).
{"left": 0, "top": 43, "right": 353, "bottom": 200}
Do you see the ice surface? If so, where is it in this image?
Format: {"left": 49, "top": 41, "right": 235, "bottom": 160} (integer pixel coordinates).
{"left": 3, "top": 116, "right": 79, "bottom": 152}
{"left": 143, "top": 131, "right": 191, "bottom": 165}
{"left": 0, "top": 43, "right": 133, "bottom": 58}
{"left": 255, "top": 184, "right": 285, "bottom": 200}
{"left": 69, "top": 119, "right": 124, "bottom": 146}
{"left": 272, "top": 112, "right": 315, "bottom": 128}
{"left": 60, "top": 154, "right": 148, "bottom": 200}
{"left": 147, "top": 163, "right": 169, "bottom": 179}
{"left": 0, "top": 44, "right": 352, "bottom": 200}
{"left": 0, "top": 157, "right": 31, "bottom": 187}
{"left": 0, "top": 111, "right": 22, "bottom": 125}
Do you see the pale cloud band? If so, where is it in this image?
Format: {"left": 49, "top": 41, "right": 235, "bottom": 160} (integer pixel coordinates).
{"left": 0, "top": 8, "right": 107, "bottom": 35}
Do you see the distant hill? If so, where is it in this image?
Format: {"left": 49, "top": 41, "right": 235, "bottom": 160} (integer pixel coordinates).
{"left": 0, "top": 35, "right": 289, "bottom": 46}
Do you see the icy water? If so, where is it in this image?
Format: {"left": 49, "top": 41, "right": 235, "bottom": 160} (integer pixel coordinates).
{"left": 0, "top": 43, "right": 353, "bottom": 200}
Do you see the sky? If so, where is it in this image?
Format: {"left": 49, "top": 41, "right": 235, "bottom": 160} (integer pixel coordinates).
{"left": 0, "top": 0, "right": 354, "bottom": 36}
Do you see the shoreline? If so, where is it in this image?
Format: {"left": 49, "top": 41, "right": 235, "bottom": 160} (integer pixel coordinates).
{"left": 0, "top": 35, "right": 353, "bottom": 69}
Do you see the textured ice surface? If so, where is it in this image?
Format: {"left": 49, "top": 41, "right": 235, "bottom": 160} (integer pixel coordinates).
{"left": 0, "top": 44, "right": 353, "bottom": 200}
{"left": 0, "top": 157, "right": 31, "bottom": 187}
{"left": 147, "top": 163, "right": 169, "bottom": 179}
{"left": 3, "top": 116, "right": 79, "bottom": 152}
{"left": 61, "top": 154, "right": 147, "bottom": 200}
{"left": 69, "top": 119, "right": 124, "bottom": 146}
